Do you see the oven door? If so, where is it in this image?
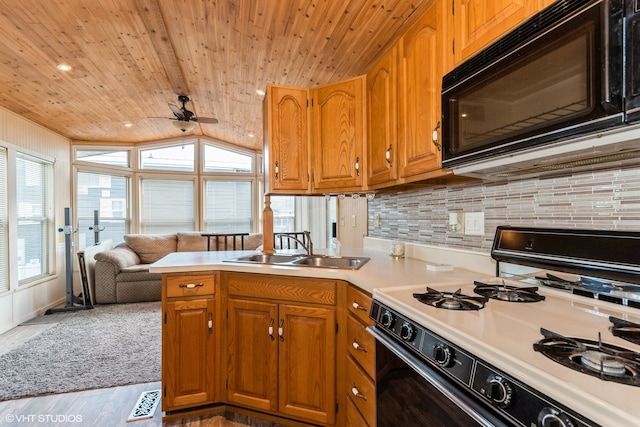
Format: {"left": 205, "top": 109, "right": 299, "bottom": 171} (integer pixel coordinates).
{"left": 369, "top": 327, "right": 514, "bottom": 427}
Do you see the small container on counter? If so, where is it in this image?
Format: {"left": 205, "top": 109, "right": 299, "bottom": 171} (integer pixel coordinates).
{"left": 390, "top": 241, "right": 405, "bottom": 259}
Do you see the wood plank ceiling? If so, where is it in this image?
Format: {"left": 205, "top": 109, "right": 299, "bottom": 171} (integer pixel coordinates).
{"left": 0, "top": 0, "right": 433, "bottom": 152}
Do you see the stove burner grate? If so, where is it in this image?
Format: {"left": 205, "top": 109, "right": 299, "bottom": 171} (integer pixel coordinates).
{"left": 474, "top": 281, "right": 545, "bottom": 302}
{"left": 609, "top": 316, "right": 640, "bottom": 346}
{"left": 533, "top": 328, "right": 640, "bottom": 386}
{"left": 412, "top": 287, "right": 488, "bottom": 310}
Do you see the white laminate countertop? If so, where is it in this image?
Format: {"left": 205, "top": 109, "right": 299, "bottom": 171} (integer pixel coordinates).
{"left": 149, "top": 243, "right": 493, "bottom": 294}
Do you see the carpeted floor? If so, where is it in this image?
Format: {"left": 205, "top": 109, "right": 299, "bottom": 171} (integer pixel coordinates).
{"left": 0, "top": 302, "right": 161, "bottom": 401}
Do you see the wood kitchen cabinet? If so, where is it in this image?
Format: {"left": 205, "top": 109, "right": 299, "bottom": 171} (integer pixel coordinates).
{"left": 264, "top": 77, "right": 365, "bottom": 195}
{"left": 450, "top": 0, "right": 545, "bottom": 66}
{"left": 224, "top": 273, "right": 338, "bottom": 425}
{"left": 264, "top": 85, "right": 310, "bottom": 194}
{"left": 162, "top": 272, "right": 217, "bottom": 411}
{"left": 311, "top": 76, "right": 366, "bottom": 192}
{"left": 344, "top": 285, "right": 376, "bottom": 426}
{"left": 398, "top": 0, "right": 447, "bottom": 182}
{"left": 366, "top": 45, "right": 398, "bottom": 188}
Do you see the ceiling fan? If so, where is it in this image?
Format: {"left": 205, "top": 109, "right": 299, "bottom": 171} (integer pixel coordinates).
{"left": 152, "top": 95, "right": 218, "bottom": 132}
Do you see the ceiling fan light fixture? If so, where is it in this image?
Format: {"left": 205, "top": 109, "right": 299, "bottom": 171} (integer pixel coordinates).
{"left": 172, "top": 120, "right": 197, "bottom": 132}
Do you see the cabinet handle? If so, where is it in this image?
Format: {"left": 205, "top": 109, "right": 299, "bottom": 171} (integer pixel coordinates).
{"left": 208, "top": 312, "right": 213, "bottom": 335}
{"left": 355, "top": 157, "right": 360, "bottom": 176}
{"left": 351, "top": 385, "right": 367, "bottom": 401}
{"left": 274, "top": 161, "right": 279, "bottom": 180}
{"left": 268, "top": 318, "right": 275, "bottom": 340}
{"left": 385, "top": 144, "right": 393, "bottom": 166}
{"left": 278, "top": 319, "right": 284, "bottom": 341}
{"left": 178, "top": 282, "right": 204, "bottom": 289}
{"left": 352, "top": 300, "right": 368, "bottom": 311}
{"left": 432, "top": 121, "right": 442, "bottom": 151}
{"left": 352, "top": 340, "right": 368, "bottom": 353}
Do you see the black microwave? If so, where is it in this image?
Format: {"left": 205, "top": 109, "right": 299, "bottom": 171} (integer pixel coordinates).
{"left": 441, "top": 0, "right": 639, "bottom": 169}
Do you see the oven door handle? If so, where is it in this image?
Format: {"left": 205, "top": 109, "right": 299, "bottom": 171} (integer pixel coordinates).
{"left": 367, "top": 326, "right": 506, "bottom": 427}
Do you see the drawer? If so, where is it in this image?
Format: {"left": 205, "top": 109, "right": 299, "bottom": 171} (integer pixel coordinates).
{"left": 346, "top": 395, "right": 370, "bottom": 426}
{"left": 347, "top": 314, "right": 375, "bottom": 378}
{"left": 165, "top": 272, "right": 215, "bottom": 298}
{"left": 347, "top": 285, "right": 374, "bottom": 325}
{"left": 227, "top": 273, "right": 336, "bottom": 305}
{"left": 346, "top": 355, "right": 375, "bottom": 427}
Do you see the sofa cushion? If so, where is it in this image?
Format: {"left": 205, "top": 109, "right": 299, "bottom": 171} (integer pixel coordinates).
{"left": 177, "top": 232, "right": 208, "bottom": 252}
{"left": 124, "top": 234, "right": 177, "bottom": 264}
{"left": 94, "top": 245, "right": 140, "bottom": 269}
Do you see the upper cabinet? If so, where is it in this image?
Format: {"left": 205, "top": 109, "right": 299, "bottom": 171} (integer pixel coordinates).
{"left": 366, "top": 46, "right": 398, "bottom": 188}
{"left": 311, "top": 76, "right": 366, "bottom": 192}
{"left": 450, "top": 0, "right": 553, "bottom": 66}
{"left": 264, "top": 85, "right": 310, "bottom": 194}
{"left": 264, "top": 77, "right": 365, "bottom": 195}
{"left": 398, "top": 0, "right": 447, "bottom": 182}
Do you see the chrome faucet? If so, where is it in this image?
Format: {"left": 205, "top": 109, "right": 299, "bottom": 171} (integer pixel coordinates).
{"left": 279, "top": 231, "right": 313, "bottom": 256}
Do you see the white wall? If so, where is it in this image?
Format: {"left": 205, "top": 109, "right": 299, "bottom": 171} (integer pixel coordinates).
{"left": 0, "top": 106, "right": 71, "bottom": 334}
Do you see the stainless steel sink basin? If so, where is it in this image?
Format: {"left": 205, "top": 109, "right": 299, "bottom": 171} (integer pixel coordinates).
{"left": 292, "top": 256, "right": 369, "bottom": 270}
{"left": 225, "top": 254, "right": 370, "bottom": 270}
{"left": 229, "top": 254, "right": 305, "bottom": 264}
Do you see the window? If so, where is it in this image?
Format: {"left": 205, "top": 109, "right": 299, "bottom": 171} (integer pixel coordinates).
{"left": 16, "top": 153, "right": 53, "bottom": 282}
{"left": 0, "top": 147, "right": 7, "bottom": 293}
{"left": 204, "top": 144, "right": 252, "bottom": 173}
{"left": 204, "top": 181, "right": 252, "bottom": 232}
{"left": 140, "top": 178, "right": 194, "bottom": 233}
{"left": 140, "top": 143, "right": 195, "bottom": 171}
{"left": 76, "top": 171, "right": 129, "bottom": 249}
{"left": 76, "top": 149, "right": 129, "bottom": 167}
{"left": 271, "top": 196, "right": 295, "bottom": 232}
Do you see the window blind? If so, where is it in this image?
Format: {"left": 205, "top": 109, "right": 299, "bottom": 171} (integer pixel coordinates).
{"left": 141, "top": 178, "right": 194, "bottom": 233}
{"left": 0, "top": 147, "right": 7, "bottom": 293}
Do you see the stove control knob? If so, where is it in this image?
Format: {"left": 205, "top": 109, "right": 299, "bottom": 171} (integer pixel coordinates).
{"left": 486, "top": 376, "right": 513, "bottom": 408}
{"left": 380, "top": 310, "right": 395, "bottom": 328}
{"left": 433, "top": 343, "right": 453, "bottom": 367}
{"left": 400, "top": 322, "right": 415, "bottom": 341}
{"left": 538, "top": 408, "right": 575, "bottom": 427}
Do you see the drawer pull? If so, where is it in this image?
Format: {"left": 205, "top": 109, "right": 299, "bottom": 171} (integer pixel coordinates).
{"left": 352, "top": 340, "right": 368, "bottom": 352}
{"left": 351, "top": 385, "right": 366, "bottom": 401}
{"left": 352, "top": 300, "right": 368, "bottom": 311}
{"left": 179, "top": 282, "right": 204, "bottom": 289}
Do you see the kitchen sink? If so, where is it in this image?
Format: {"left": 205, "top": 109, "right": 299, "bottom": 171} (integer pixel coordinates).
{"left": 226, "top": 254, "right": 370, "bottom": 270}
{"left": 292, "top": 256, "right": 369, "bottom": 269}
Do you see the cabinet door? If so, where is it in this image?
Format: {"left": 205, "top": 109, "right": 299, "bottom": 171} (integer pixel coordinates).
{"left": 279, "top": 304, "right": 336, "bottom": 425}
{"left": 310, "top": 76, "right": 365, "bottom": 192}
{"left": 367, "top": 46, "right": 398, "bottom": 187}
{"left": 227, "top": 298, "right": 279, "bottom": 411}
{"left": 265, "top": 85, "right": 310, "bottom": 194}
{"left": 163, "top": 298, "right": 216, "bottom": 410}
{"left": 399, "top": 0, "right": 445, "bottom": 180}
{"left": 452, "top": 0, "right": 538, "bottom": 65}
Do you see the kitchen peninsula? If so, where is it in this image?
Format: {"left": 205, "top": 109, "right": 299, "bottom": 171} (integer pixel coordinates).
{"left": 150, "top": 239, "right": 492, "bottom": 426}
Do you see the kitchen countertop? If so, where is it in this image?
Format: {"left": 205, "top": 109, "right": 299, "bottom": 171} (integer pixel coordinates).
{"left": 149, "top": 245, "right": 492, "bottom": 293}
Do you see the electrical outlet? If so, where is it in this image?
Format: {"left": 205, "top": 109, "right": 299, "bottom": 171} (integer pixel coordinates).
{"left": 373, "top": 214, "right": 381, "bottom": 228}
{"left": 448, "top": 212, "right": 464, "bottom": 234}
{"left": 464, "top": 212, "right": 485, "bottom": 236}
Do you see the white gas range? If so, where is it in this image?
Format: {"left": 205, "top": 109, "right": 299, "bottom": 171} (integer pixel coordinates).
{"left": 368, "top": 227, "right": 640, "bottom": 427}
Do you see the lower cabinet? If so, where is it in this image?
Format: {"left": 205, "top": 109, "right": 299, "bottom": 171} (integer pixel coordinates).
{"left": 225, "top": 272, "right": 338, "bottom": 425}
{"left": 344, "top": 284, "right": 376, "bottom": 426}
{"left": 162, "top": 272, "right": 217, "bottom": 411}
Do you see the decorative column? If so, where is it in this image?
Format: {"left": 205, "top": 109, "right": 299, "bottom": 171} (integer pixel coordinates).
{"left": 262, "top": 195, "right": 275, "bottom": 254}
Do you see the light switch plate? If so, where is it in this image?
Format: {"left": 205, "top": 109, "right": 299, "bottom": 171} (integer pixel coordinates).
{"left": 464, "top": 212, "right": 485, "bottom": 236}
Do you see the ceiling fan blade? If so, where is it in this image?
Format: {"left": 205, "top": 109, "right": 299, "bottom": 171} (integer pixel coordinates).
{"left": 168, "top": 102, "right": 186, "bottom": 120}
{"left": 192, "top": 117, "right": 218, "bottom": 124}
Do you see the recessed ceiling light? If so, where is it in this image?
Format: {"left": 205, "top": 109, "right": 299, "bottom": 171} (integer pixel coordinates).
{"left": 56, "top": 64, "right": 72, "bottom": 71}
{"left": 248, "top": 133, "right": 255, "bottom": 138}
{"left": 255, "top": 89, "right": 265, "bottom": 96}
{"left": 124, "top": 123, "right": 133, "bottom": 127}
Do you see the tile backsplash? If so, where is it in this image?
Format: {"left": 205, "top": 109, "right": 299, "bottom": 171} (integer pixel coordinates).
{"left": 367, "top": 166, "right": 640, "bottom": 253}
